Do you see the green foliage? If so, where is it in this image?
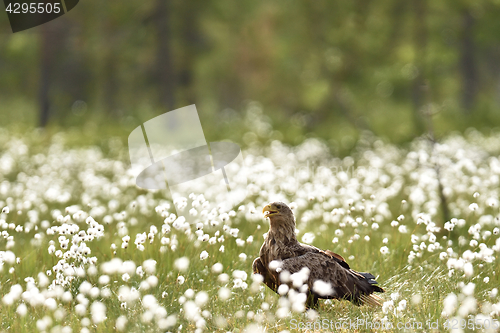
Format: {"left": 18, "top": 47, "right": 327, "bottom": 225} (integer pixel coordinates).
{"left": 2, "top": 1, "right": 500, "bottom": 142}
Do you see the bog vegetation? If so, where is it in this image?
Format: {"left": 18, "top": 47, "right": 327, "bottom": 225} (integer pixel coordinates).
{"left": 0, "top": 113, "right": 500, "bottom": 333}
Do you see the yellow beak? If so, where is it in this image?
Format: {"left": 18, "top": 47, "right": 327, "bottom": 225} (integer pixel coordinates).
{"left": 263, "top": 204, "right": 278, "bottom": 217}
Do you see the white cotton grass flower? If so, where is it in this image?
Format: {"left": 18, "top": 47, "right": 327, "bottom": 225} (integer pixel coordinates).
{"left": 16, "top": 303, "right": 28, "bottom": 317}
{"left": 242, "top": 323, "right": 266, "bottom": 333}
{"left": 62, "top": 292, "right": 72, "bottom": 303}
{"left": 291, "top": 267, "right": 310, "bottom": 289}
{"left": 75, "top": 303, "right": 87, "bottom": 316}
{"left": 91, "top": 301, "right": 106, "bottom": 324}
{"left": 301, "top": 232, "right": 315, "bottom": 244}
{"left": 183, "top": 301, "right": 200, "bottom": 322}
{"left": 36, "top": 316, "right": 52, "bottom": 331}
{"left": 250, "top": 274, "right": 264, "bottom": 293}
{"left": 118, "top": 286, "right": 140, "bottom": 305}
{"left": 442, "top": 293, "right": 457, "bottom": 316}
{"left": 312, "top": 280, "right": 334, "bottom": 297}
{"left": 200, "top": 251, "right": 209, "bottom": 260}
{"left": 98, "top": 275, "right": 110, "bottom": 285}
{"left": 44, "top": 298, "right": 57, "bottom": 310}
{"left": 462, "top": 282, "right": 475, "bottom": 296}
{"left": 101, "top": 288, "right": 111, "bottom": 298}
{"left": 89, "top": 287, "right": 100, "bottom": 298}
{"left": 458, "top": 296, "right": 477, "bottom": 317}
{"left": 142, "top": 259, "right": 156, "bottom": 275}
{"left": 79, "top": 281, "right": 93, "bottom": 295}
{"left": 115, "top": 315, "right": 128, "bottom": 331}
{"left": 218, "top": 273, "right": 229, "bottom": 284}
{"left": 278, "top": 284, "right": 289, "bottom": 296}
{"left": 380, "top": 246, "right": 389, "bottom": 255}
{"left": 211, "top": 263, "right": 223, "bottom": 273}
{"left": 463, "top": 263, "right": 474, "bottom": 278}
{"left": 411, "top": 294, "right": 422, "bottom": 305}
{"left": 268, "top": 260, "right": 282, "bottom": 271}
{"left": 252, "top": 273, "right": 264, "bottom": 284}
{"left": 307, "top": 309, "right": 319, "bottom": 322}
{"left": 397, "top": 299, "right": 407, "bottom": 312}
{"left": 382, "top": 300, "right": 394, "bottom": 314}
{"left": 232, "top": 270, "right": 248, "bottom": 281}
{"left": 174, "top": 257, "right": 190, "bottom": 271}
{"left": 177, "top": 276, "right": 185, "bottom": 285}
{"left": 195, "top": 291, "right": 209, "bottom": 307}
{"left": 398, "top": 225, "right": 408, "bottom": 233}
{"left": 218, "top": 287, "right": 231, "bottom": 301}
{"left": 444, "top": 222, "right": 454, "bottom": 231}
{"left": 261, "top": 302, "right": 270, "bottom": 311}
{"left": 146, "top": 275, "right": 158, "bottom": 288}
{"left": 1, "top": 251, "right": 16, "bottom": 265}
{"left": 136, "top": 266, "right": 144, "bottom": 278}
{"left": 233, "top": 279, "right": 247, "bottom": 289}
{"left": 185, "top": 289, "right": 195, "bottom": 298}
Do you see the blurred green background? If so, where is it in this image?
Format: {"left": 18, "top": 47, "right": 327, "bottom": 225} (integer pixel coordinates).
{"left": 1, "top": 0, "right": 500, "bottom": 150}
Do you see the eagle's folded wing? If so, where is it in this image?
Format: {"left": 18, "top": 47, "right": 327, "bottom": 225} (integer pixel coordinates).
{"left": 252, "top": 257, "right": 278, "bottom": 293}
{"left": 278, "top": 252, "right": 383, "bottom": 305}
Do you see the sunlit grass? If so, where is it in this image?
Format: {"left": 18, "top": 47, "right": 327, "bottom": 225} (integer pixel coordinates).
{"left": 0, "top": 121, "right": 500, "bottom": 332}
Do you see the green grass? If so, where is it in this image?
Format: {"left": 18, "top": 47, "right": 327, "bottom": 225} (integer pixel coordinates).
{"left": 0, "top": 128, "right": 499, "bottom": 333}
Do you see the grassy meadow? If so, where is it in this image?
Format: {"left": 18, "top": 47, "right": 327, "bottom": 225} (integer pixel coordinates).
{"left": 0, "top": 119, "right": 500, "bottom": 333}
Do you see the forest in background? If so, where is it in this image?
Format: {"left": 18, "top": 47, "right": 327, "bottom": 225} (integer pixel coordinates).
{"left": 1, "top": 0, "right": 500, "bottom": 148}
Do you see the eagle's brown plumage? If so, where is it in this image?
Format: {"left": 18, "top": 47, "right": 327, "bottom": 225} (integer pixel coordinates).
{"left": 252, "top": 201, "right": 384, "bottom": 309}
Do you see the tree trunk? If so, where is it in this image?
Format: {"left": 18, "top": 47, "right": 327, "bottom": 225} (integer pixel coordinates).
{"left": 411, "top": 0, "right": 428, "bottom": 135}
{"left": 38, "top": 24, "right": 53, "bottom": 128}
{"left": 104, "top": 46, "right": 118, "bottom": 116}
{"left": 154, "top": 0, "right": 175, "bottom": 111}
{"left": 178, "top": 3, "right": 201, "bottom": 106}
{"left": 460, "top": 11, "right": 477, "bottom": 113}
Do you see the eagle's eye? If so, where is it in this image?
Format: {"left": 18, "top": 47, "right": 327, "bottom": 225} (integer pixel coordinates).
{"left": 276, "top": 204, "right": 282, "bottom": 209}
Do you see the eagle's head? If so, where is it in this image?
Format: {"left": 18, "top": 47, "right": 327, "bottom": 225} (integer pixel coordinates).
{"left": 263, "top": 202, "right": 294, "bottom": 222}
{"left": 263, "top": 202, "right": 296, "bottom": 237}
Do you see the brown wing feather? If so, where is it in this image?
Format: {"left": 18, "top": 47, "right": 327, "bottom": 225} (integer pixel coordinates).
{"left": 323, "top": 249, "right": 346, "bottom": 262}
{"left": 277, "top": 252, "right": 381, "bottom": 305}
{"left": 252, "top": 257, "right": 278, "bottom": 293}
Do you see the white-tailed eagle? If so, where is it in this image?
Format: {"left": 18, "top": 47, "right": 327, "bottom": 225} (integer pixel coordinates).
{"left": 252, "top": 202, "right": 384, "bottom": 308}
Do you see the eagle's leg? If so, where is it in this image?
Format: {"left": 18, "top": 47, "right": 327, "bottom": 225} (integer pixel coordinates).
{"left": 306, "top": 292, "right": 319, "bottom": 309}
{"left": 252, "top": 257, "right": 278, "bottom": 293}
